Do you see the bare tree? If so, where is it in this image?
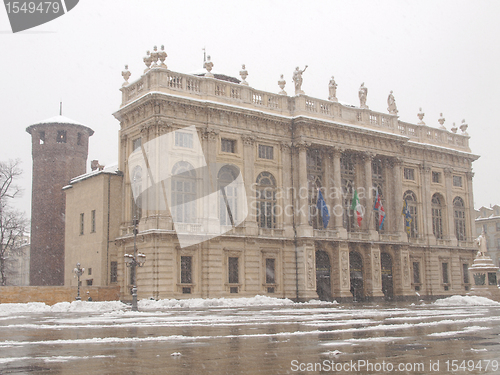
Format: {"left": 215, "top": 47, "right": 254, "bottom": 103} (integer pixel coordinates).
{"left": 0, "top": 159, "right": 28, "bottom": 286}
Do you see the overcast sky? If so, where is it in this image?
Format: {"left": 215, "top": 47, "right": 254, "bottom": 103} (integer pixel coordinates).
{"left": 1, "top": 0, "right": 499, "bottom": 218}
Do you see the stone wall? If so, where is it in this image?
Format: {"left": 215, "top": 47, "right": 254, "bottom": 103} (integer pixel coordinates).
{"left": 0, "top": 286, "right": 120, "bottom": 305}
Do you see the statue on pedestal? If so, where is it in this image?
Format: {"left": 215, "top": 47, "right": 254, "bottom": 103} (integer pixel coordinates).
{"left": 293, "top": 65, "right": 308, "bottom": 95}
{"left": 475, "top": 231, "right": 488, "bottom": 257}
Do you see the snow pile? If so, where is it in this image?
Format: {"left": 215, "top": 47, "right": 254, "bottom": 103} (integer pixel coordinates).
{"left": 50, "top": 301, "right": 129, "bottom": 313}
{"left": 0, "top": 301, "right": 129, "bottom": 315}
{"left": 138, "top": 295, "right": 296, "bottom": 309}
{"left": 0, "top": 302, "right": 50, "bottom": 315}
{"left": 433, "top": 295, "right": 500, "bottom": 306}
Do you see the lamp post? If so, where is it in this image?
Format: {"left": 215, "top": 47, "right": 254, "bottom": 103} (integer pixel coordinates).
{"left": 124, "top": 219, "right": 146, "bottom": 311}
{"left": 73, "top": 263, "right": 85, "bottom": 300}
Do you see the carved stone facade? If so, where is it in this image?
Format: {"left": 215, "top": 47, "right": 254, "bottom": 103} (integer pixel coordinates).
{"left": 63, "top": 53, "right": 479, "bottom": 302}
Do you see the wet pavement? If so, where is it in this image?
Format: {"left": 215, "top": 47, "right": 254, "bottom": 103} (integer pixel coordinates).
{"left": 0, "top": 300, "right": 499, "bottom": 374}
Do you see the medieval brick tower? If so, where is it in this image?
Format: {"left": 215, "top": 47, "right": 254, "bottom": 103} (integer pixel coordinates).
{"left": 26, "top": 115, "right": 94, "bottom": 286}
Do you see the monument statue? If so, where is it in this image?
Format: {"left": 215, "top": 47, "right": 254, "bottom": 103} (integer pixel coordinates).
{"left": 359, "top": 82, "right": 368, "bottom": 108}
{"left": 293, "top": 65, "right": 308, "bottom": 95}
{"left": 328, "top": 76, "right": 338, "bottom": 102}
{"left": 475, "top": 231, "right": 488, "bottom": 257}
{"left": 387, "top": 90, "right": 398, "bottom": 114}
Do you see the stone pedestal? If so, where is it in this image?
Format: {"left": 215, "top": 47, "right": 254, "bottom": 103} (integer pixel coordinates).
{"left": 468, "top": 254, "right": 500, "bottom": 302}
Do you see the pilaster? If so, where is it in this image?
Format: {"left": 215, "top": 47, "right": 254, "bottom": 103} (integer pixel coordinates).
{"left": 295, "top": 240, "right": 318, "bottom": 301}
{"left": 444, "top": 168, "right": 458, "bottom": 246}
{"left": 420, "top": 163, "right": 435, "bottom": 244}
{"left": 331, "top": 242, "right": 352, "bottom": 300}
{"left": 295, "top": 141, "right": 313, "bottom": 237}
{"left": 363, "top": 244, "right": 384, "bottom": 300}
{"left": 243, "top": 135, "right": 258, "bottom": 236}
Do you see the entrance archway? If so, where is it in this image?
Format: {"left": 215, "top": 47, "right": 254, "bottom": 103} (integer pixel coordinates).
{"left": 349, "top": 251, "right": 364, "bottom": 301}
{"left": 381, "top": 253, "right": 393, "bottom": 300}
{"left": 316, "top": 250, "right": 331, "bottom": 301}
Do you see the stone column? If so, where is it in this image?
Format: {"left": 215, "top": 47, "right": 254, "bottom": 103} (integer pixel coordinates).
{"left": 392, "top": 245, "right": 413, "bottom": 299}
{"left": 392, "top": 158, "right": 405, "bottom": 239}
{"left": 295, "top": 141, "right": 312, "bottom": 236}
{"left": 364, "top": 244, "right": 384, "bottom": 300}
{"left": 280, "top": 141, "right": 294, "bottom": 237}
{"left": 444, "top": 168, "right": 457, "bottom": 246}
{"left": 202, "top": 128, "right": 220, "bottom": 234}
{"left": 332, "top": 148, "right": 345, "bottom": 233}
{"left": 362, "top": 153, "right": 375, "bottom": 233}
{"left": 242, "top": 135, "right": 258, "bottom": 236}
{"left": 295, "top": 239, "right": 318, "bottom": 301}
{"left": 331, "top": 242, "right": 352, "bottom": 301}
{"left": 466, "top": 171, "right": 476, "bottom": 242}
{"left": 323, "top": 149, "right": 333, "bottom": 230}
{"left": 420, "top": 163, "right": 434, "bottom": 244}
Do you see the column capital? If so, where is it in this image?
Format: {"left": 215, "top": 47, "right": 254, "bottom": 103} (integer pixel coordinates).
{"left": 332, "top": 147, "right": 343, "bottom": 157}
{"left": 466, "top": 171, "right": 474, "bottom": 180}
{"left": 241, "top": 135, "right": 256, "bottom": 146}
{"left": 201, "top": 128, "right": 219, "bottom": 141}
{"left": 419, "top": 162, "right": 431, "bottom": 174}
{"left": 444, "top": 167, "right": 453, "bottom": 177}
{"left": 293, "top": 140, "right": 310, "bottom": 152}
{"left": 280, "top": 141, "right": 292, "bottom": 151}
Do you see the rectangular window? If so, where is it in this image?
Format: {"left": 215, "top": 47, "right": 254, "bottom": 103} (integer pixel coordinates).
{"left": 110, "top": 261, "right": 118, "bottom": 283}
{"left": 462, "top": 263, "right": 470, "bottom": 284}
{"left": 258, "top": 145, "right": 274, "bottom": 160}
{"left": 265, "top": 258, "right": 275, "bottom": 284}
{"left": 432, "top": 171, "right": 441, "bottom": 183}
{"left": 181, "top": 256, "right": 192, "bottom": 284}
{"left": 175, "top": 132, "right": 193, "bottom": 148}
{"left": 496, "top": 222, "right": 500, "bottom": 231}
{"left": 57, "top": 130, "right": 67, "bottom": 143}
{"left": 413, "top": 262, "right": 421, "bottom": 284}
{"left": 88, "top": 268, "right": 92, "bottom": 276}
{"left": 221, "top": 139, "right": 236, "bottom": 153}
{"left": 91, "top": 210, "right": 96, "bottom": 233}
{"left": 228, "top": 257, "right": 239, "bottom": 284}
{"left": 132, "top": 138, "right": 142, "bottom": 151}
{"left": 80, "top": 213, "right": 84, "bottom": 235}
{"left": 453, "top": 175, "right": 463, "bottom": 187}
{"left": 404, "top": 168, "right": 415, "bottom": 180}
{"left": 77, "top": 133, "right": 83, "bottom": 146}
{"left": 442, "top": 262, "right": 449, "bottom": 284}
{"left": 86, "top": 279, "right": 93, "bottom": 286}
{"left": 39, "top": 131, "right": 45, "bottom": 145}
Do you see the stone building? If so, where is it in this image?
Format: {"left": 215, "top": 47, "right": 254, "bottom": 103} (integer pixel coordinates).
{"left": 63, "top": 164, "right": 122, "bottom": 288}
{"left": 27, "top": 115, "right": 93, "bottom": 285}
{"left": 475, "top": 205, "right": 500, "bottom": 271}
{"left": 66, "top": 48, "right": 479, "bottom": 302}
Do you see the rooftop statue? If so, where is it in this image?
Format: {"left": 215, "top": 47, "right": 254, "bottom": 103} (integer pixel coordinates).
{"left": 328, "top": 76, "right": 338, "bottom": 102}
{"left": 359, "top": 82, "right": 368, "bottom": 109}
{"left": 293, "top": 65, "right": 308, "bottom": 95}
{"left": 387, "top": 90, "right": 398, "bottom": 115}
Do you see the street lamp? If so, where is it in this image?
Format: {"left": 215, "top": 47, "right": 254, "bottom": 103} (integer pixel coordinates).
{"left": 73, "top": 263, "right": 85, "bottom": 300}
{"left": 124, "top": 219, "right": 146, "bottom": 311}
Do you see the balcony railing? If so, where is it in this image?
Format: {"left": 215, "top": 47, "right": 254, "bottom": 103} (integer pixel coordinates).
{"left": 121, "top": 68, "right": 471, "bottom": 152}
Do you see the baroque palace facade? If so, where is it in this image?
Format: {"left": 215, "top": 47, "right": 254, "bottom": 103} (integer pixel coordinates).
{"left": 65, "top": 48, "right": 478, "bottom": 302}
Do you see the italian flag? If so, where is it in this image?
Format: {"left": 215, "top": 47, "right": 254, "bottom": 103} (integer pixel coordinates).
{"left": 351, "top": 189, "right": 363, "bottom": 227}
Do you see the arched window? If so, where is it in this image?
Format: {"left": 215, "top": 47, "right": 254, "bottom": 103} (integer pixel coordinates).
{"left": 256, "top": 172, "right": 276, "bottom": 229}
{"left": 131, "top": 166, "right": 142, "bottom": 221}
{"left": 431, "top": 193, "right": 444, "bottom": 239}
{"left": 218, "top": 165, "right": 239, "bottom": 226}
{"left": 403, "top": 190, "right": 418, "bottom": 238}
{"left": 453, "top": 196, "right": 466, "bottom": 241}
{"left": 171, "top": 161, "right": 196, "bottom": 223}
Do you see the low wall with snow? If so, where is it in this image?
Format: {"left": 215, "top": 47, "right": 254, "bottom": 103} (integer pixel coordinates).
{"left": 0, "top": 286, "right": 120, "bottom": 305}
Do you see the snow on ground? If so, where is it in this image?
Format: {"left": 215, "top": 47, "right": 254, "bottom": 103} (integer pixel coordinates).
{"left": 433, "top": 295, "right": 500, "bottom": 306}
{"left": 0, "top": 295, "right": 497, "bottom": 316}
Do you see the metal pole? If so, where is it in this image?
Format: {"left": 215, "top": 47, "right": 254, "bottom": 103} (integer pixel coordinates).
{"left": 76, "top": 272, "right": 81, "bottom": 301}
{"left": 131, "top": 218, "right": 138, "bottom": 311}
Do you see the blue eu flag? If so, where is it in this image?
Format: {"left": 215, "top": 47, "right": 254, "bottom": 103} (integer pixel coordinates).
{"left": 316, "top": 190, "right": 330, "bottom": 229}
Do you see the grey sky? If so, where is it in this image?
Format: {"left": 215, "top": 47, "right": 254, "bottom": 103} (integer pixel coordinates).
{"left": 0, "top": 0, "right": 499, "bottom": 217}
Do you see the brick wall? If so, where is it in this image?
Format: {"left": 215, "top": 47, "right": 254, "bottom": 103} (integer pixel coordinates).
{"left": 0, "top": 286, "right": 120, "bottom": 305}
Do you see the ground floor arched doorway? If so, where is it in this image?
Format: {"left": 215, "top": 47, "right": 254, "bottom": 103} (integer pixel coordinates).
{"left": 349, "top": 251, "right": 364, "bottom": 301}
{"left": 381, "top": 252, "right": 393, "bottom": 300}
{"left": 316, "top": 250, "right": 332, "bottom": 301}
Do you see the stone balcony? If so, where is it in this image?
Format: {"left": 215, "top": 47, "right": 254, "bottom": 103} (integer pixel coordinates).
{"left": 120, "top": 67, "right": 471, "bottom": 153}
